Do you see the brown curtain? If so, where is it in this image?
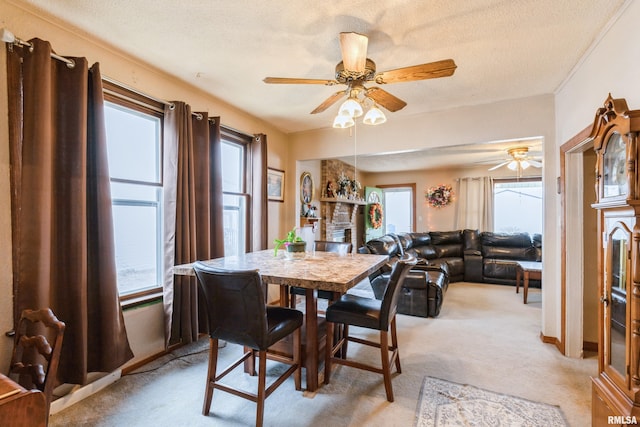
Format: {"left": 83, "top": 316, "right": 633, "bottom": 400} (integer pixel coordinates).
{"left": 251, "top": 133, "right": 268, "bottom": 251}
{"left": 163, "top": 104, "right": 224, "bottom": 345}
{"left": 7, "top": 39, "right": 133, "bottom": 385}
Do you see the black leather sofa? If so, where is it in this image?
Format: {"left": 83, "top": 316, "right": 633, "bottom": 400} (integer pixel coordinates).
{"left": 360, "top": 230, "right": 541, "bottom": 318}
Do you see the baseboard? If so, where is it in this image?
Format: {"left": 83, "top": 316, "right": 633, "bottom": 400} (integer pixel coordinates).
{"left": 121, "top": 347, "right": 173, "bottom": 375}
{"left": 583, "top": 340, "right": 598, "bottom": 352}
{"left": 540, "top": 332, "right": 564, "bottom": 354}
{"left": 50, "top": 370, "right": 121, "bottom": 415}
{"left": 50, "top": 339, "right": 200, "bottom": 415}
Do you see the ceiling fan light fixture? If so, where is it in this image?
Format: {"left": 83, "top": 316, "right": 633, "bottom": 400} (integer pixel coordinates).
{"left": 363, "top": 105, "right": 386, "bottom": 125}
{"left": 338, "top": 98, "right": 363, "bottom": 118}
{"left": 520, "top": 159, "right": 530, "bottom": 170}
{"left": 340, "top": 32, "right": 368, "bottom": 73}
{"left": 333, "top": 114, "right": 354, "bottom": 128}
{"left": 507, "top": 160, "right": 518, "bottom": 171}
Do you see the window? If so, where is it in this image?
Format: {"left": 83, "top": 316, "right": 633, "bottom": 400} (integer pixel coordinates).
{"left": 493, "top": 179, "right": 542, "bottom": 235}
{"left": 104, "top": 84, "right": 164, "bottom": 299}
{"left": 380, "top": 184, "right": 416, "bottom": 233}
{"left": 221, "top": 129, "right": 251, "bottom": 256}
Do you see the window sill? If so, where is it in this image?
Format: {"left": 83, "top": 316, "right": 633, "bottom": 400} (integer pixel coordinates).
{"left": 121, "top": 290, "right": 163, "bottom": 310}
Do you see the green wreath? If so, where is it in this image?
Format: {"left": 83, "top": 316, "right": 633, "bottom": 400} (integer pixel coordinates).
{"left": 369, "top": 203, "right": 383, "bottom": 229}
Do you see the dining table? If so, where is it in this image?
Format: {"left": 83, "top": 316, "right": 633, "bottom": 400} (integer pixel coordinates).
{"left": 173, "top": 248, "right": 388, "bottom": 392}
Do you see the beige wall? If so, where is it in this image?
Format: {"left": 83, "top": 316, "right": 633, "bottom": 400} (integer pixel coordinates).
{"left": 0, "top": 1, "right": 293, "bottom": 371}
{"left": 363, "top": 165, "right": 539, "bottom": 232}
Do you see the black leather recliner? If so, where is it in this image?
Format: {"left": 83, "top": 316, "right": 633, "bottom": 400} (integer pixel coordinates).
{"left": 480, "top": 231, "right": 540, "bottom": 286}
{"left": 363, "top": 233, "right": 450, "bottom": 318}
{"left": 361, "top": 229, "right": 542, "bottom": 318}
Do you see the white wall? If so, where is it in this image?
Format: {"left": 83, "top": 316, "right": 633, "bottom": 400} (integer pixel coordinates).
{"left": 554, "top": 0, "right": 639, "bottom": 355}
{"left": 556, "top": 1, "right": 640, "bottom": 141}
{"left": 290, "top": 95, "right": 554, "bottom": 161}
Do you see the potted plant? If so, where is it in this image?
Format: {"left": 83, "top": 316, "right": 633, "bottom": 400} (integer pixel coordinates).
{"left": 273, "top": 227, "right": 306, "bottom": 258}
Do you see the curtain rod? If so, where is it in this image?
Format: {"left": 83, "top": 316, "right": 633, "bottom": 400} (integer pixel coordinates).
{"left": 102, "top": 76, "right": 218, "bottom": 123}
{"left": 2, "top": 28, "right": 228, "bottom": 125}
{"left": 102, "top": 75, "right": 176, "bottom": 111}
{"left": 1, "top": 27, "right": 75, "bottom": 68}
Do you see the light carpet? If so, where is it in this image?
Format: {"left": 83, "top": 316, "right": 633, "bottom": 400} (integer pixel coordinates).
{"left": 415, "top": 376, "right": 567, "bottom": 427}
{"left": 48, "top": 282, "right": 595, "bottom": 426}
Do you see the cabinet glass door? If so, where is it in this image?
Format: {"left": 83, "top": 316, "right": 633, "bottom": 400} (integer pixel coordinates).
{"left": 606, "top": 224, "right": 629, "bottom": 381}
{"left": 602, "top": 133, "right": 628, "bottom": 198}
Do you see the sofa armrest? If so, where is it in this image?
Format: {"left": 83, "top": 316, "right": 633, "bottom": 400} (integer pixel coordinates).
{"left": 411, "top": 263, "right": 449, "bottom": 279}
{"left": 463, "top": 252, "right": 483, "bottom": 282}
{"left": 403, "top": 271, "right": 429, "bottom": 289}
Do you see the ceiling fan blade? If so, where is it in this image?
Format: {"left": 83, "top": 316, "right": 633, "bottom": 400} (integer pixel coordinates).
{"left": 365, "top": 87, "right": 407, "bottom": 112}
{"left": 310, "top": 91, "right": 346, "bottom": 114}
{"left": 375, "top": 59, "right": 457, "bottom": 84}
{"left": 263, "top": 77, "right": 337, "bottom": 85}
{"left": 340, "top": 32, "right": 368, "bottom": 72}
{"left": 528, "top": 159, "right": 543, "bottom": 168}
{"left": 488, "top": 160, "right": 511, "bottom": 171}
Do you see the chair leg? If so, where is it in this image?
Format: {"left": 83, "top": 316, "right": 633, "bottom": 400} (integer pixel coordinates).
{"left": 293, "top": 325, "right": 302, "bottom": 391}
{"left": 324, "top": 321, "right": 334, "bottom": 384}
{"left": 256, "top": 350, "right": 267, "bottom": 427}
{"left": 244, "top": 346, "right": 257, "bottom": 376}
{"left": 379, "top": 331, "right": 394, "bottom": 402}
{"left": 203, "top": 338, "right": 218, "bottom": 415}
{"left": 391, "top": 316, "right": 401, "bottom": 373}
{"left": 341, "top": 324, "right": 349, "bottom": 359}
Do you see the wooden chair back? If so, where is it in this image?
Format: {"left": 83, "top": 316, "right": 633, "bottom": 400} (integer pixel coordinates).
{"left": 9, "top": 308, "right": 65, "bottom": 414}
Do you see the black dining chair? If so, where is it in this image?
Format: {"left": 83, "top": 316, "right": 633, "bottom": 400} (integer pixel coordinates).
{"left": 288, "top": 240, "right": 353, "bottom": 309}
{"left": 193, "top": 262, "right": 303, "bottom": 427}
{"left": 324, "top": 256, "right": 417, "bottom": 402}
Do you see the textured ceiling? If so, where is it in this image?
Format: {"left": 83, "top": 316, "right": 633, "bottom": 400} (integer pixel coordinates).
{"left": 17, "top": 0, "right": 626, "bottom": 170}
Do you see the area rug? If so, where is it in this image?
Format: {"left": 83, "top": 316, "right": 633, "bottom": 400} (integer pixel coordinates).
{"left": 415, "top": 376, "right": 568, "bottom": 427}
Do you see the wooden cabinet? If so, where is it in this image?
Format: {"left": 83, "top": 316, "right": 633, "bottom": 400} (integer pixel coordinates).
{"left": 591, "top": 95, "right": 640, "bottom": 424}
{"left": 0, "top": 374, "right": 46, "bottom": 427}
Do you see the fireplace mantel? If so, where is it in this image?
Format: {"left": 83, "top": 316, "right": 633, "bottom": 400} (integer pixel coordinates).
{"left": 320, "top": 197, "right": 366, "bottom": 205}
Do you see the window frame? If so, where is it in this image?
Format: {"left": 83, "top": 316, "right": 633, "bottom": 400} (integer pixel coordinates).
{"left": 221, "top": 127, "right": 252, "bottom": 255}
{"left": 103, "top": 81, "right": 166, "bottom": 305}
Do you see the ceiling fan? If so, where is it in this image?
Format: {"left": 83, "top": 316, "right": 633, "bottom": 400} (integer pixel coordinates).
{"left": 263, "top": 32, "right": 457, "bottom": 127}
{"left": 488, "top": 147, "right": 542, "bottom": 171}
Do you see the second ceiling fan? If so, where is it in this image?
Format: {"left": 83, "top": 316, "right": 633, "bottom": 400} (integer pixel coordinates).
{"left": 488, "top": 147, "right": 542, "bottom": 172}
{"left": 263, "top": 32, "right": 457, "bottom": 127}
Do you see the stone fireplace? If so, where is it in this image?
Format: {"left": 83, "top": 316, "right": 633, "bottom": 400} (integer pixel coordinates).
{"left": 319, "top": 159, "right": 364, "bottom": 251}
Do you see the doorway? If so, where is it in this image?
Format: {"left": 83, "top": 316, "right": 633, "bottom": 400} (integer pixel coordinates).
{"left": 562, "top": 127, "right": 599, "bottom": 358}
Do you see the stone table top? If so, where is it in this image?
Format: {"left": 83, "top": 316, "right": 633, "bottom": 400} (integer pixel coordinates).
{"left": 515, "top": 261, "right": 542, "bottom": 272}
{"left": 173, "top": 249, "right": 388, "bottom": 293}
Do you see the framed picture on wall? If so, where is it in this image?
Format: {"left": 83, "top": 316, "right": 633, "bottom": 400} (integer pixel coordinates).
{"left": 300, "top": 172, "right": 314, "bottom": 204}
{"left": 267, "top": 167, "right": 285, "bottom": 202}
